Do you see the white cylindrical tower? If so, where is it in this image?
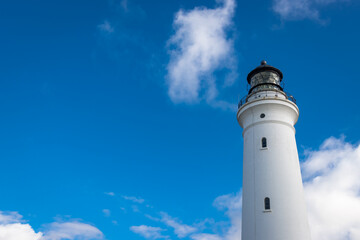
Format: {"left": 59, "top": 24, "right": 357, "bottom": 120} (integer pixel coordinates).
{"left": 237, "top": 61, "right": 311, "bottom": 240}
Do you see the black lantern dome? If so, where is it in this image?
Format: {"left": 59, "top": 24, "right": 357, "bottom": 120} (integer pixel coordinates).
{"left": 247, "top": 60, "right": 283, "bottom": 94}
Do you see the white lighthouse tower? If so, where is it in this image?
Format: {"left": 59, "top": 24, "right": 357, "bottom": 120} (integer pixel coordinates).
{"left": 237, "top": 61, "right": 311, "bottom": 240}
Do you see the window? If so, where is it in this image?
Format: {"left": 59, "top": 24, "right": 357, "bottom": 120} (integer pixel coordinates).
{"left": 260, "top": 113, "right": 265, "bottom": 118}
{"left": 264, "top": 197, "right": 270, "bottom": 210}
{"left": 262, "top": 137, "right": 267, "bottom": 148}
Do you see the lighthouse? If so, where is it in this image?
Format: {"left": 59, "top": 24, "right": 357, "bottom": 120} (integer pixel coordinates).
{"left": 237, "top": 61, "right": 311, "bottom": 240}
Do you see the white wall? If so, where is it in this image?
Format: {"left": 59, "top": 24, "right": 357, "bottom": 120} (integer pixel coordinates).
{"left": 237, "top": 95, "right": 311, "bottom": 240}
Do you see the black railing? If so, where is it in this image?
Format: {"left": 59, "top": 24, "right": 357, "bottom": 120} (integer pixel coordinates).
{"left": 285, "top": 92, "right": 296, "bottom": 104}
{"left": 238, "top": 92, "right": 296, "bottom": 109}
{"left": 238, "top": 95, "right": 248, "bottom": 109}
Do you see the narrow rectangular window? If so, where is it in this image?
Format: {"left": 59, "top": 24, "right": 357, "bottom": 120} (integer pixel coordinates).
{"left": 262, "top": 137, "right": 267, "bottom": 148}
{"left": 264, "top": 197, "right": 270, "bottom": 210}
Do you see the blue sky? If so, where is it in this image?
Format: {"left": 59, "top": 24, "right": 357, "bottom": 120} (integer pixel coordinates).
{"left": 0, "top": 0, "right": 360, "bottom": 239}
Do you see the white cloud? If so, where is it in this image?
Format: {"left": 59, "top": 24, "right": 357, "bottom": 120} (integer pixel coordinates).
{"left": 209, "top": 136, "right": 360, "bottom": 240}
{"left": 132, "top": 205, "right": 141, "bottom": 213}
{"left": 166, "top": 0, "right": 237, "bottom": 109}
{"left": 0, "top": 223, "right": 43, "bottom": 240}
{"left": 42, "top": 221, "right": 103, "bottom": 240}
{"left": 130, "top": 225, "right": 168, "bottom": 239}
{"left": 0, "top": 211, "right": 103, "bottom": 240}
{"left": 98, "top": 20, "right": 114, "bottom": 34}
{"left": 160, "top": 212, "right": 197, "bottom": 238}
{"left": 213, "top": 191, "right": 242, "bottom": 240}
{"left": 0, "top": 211, "right": 104, "bottom": 240}
{"left": 0, "top": 211, "right": 24, "bottom": 224}
{"left": 104, "top": 192, "right": 115, "bottom": 196}
{"left": 145, "top": 214, "right": 160, "bottom": 222}
{"left": 0, "top": 211, "right": 43, "bottom": 240}
{"left": 120, "top": 0, "right": 128, "bottom": 12}
{"left": 102, "top": 209, "right": 111, "bottom": 217}
{"left": 302, "top": 136, "right": 360, "bottom": 240}
{"left": 190, "top": 233, "right": 222, "bottom": 240}
{"left": 272, "top": 0, "right": 347, "bottom": 21}
{"left": 123, "top": 195, "right": 145, "bottom": 204}
{"left": 209, "top": 137, "right": 360, "bottom": 240}
{"left": 127, "top": 136, "right": 360, "bottom": 240}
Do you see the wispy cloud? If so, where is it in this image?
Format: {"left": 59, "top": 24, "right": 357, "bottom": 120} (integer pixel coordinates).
{"left": 211, "top": 136, "right": 360, "bottom": 240}
{"left": 98, "top": 20, "right": 114, "bottom": 34}
{"left": 96, "top": 0, "right": 147, "bottom": 62}
{"left": 190, "top": 233, "right": 222, "bottom": 240}
{"left": 272, "top": 0, "right": 348, "bottom": 22}
{"left": 0, "top": 211, "right": 104, "bottom": 240}
{"left": 160, "top": 212, "right": 197, "bottom": 238}
{"left": 166, "top": 0, "right": 237, "bottom": 110}
{"left": 102, "top": 209, "right": 111, "bottom": 217}
{"left": 302, "top": 136, "right": 360, "bottom": 240}
{"left": 123, "top": 195, "right": 145, "bottom": 204}
{"left": 135, "top": 196, "right": 240, "bottom": 240}
{"left": 130, "top": 225, "right": 169, "bottom": 239}
{"left": 120, "top": 0, "right": 128, "bottom": 12}
{"left": 42, "top": 221, "right": 104, "bottom": 240}
{"left": 128, "top": 136, "right": 360, "bottom": 240}
{"left": 104, "top": 192, "right": 115, "bottom": 196}
{"left": 0, "top": 211, "right": 24, "bottom": 224}
{"left": 209, "top": 136, "right": 360, "bottom": 240}
{"left": 213, "top": 191, "right": 242, "bottom": 240}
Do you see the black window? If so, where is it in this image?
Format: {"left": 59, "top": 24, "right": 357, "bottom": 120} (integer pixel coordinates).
{"left": 264, "top": 197, "right": 270, "bottom": 210}
{"left": 262, "top": 137, "right": 267, "bottom": 148}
